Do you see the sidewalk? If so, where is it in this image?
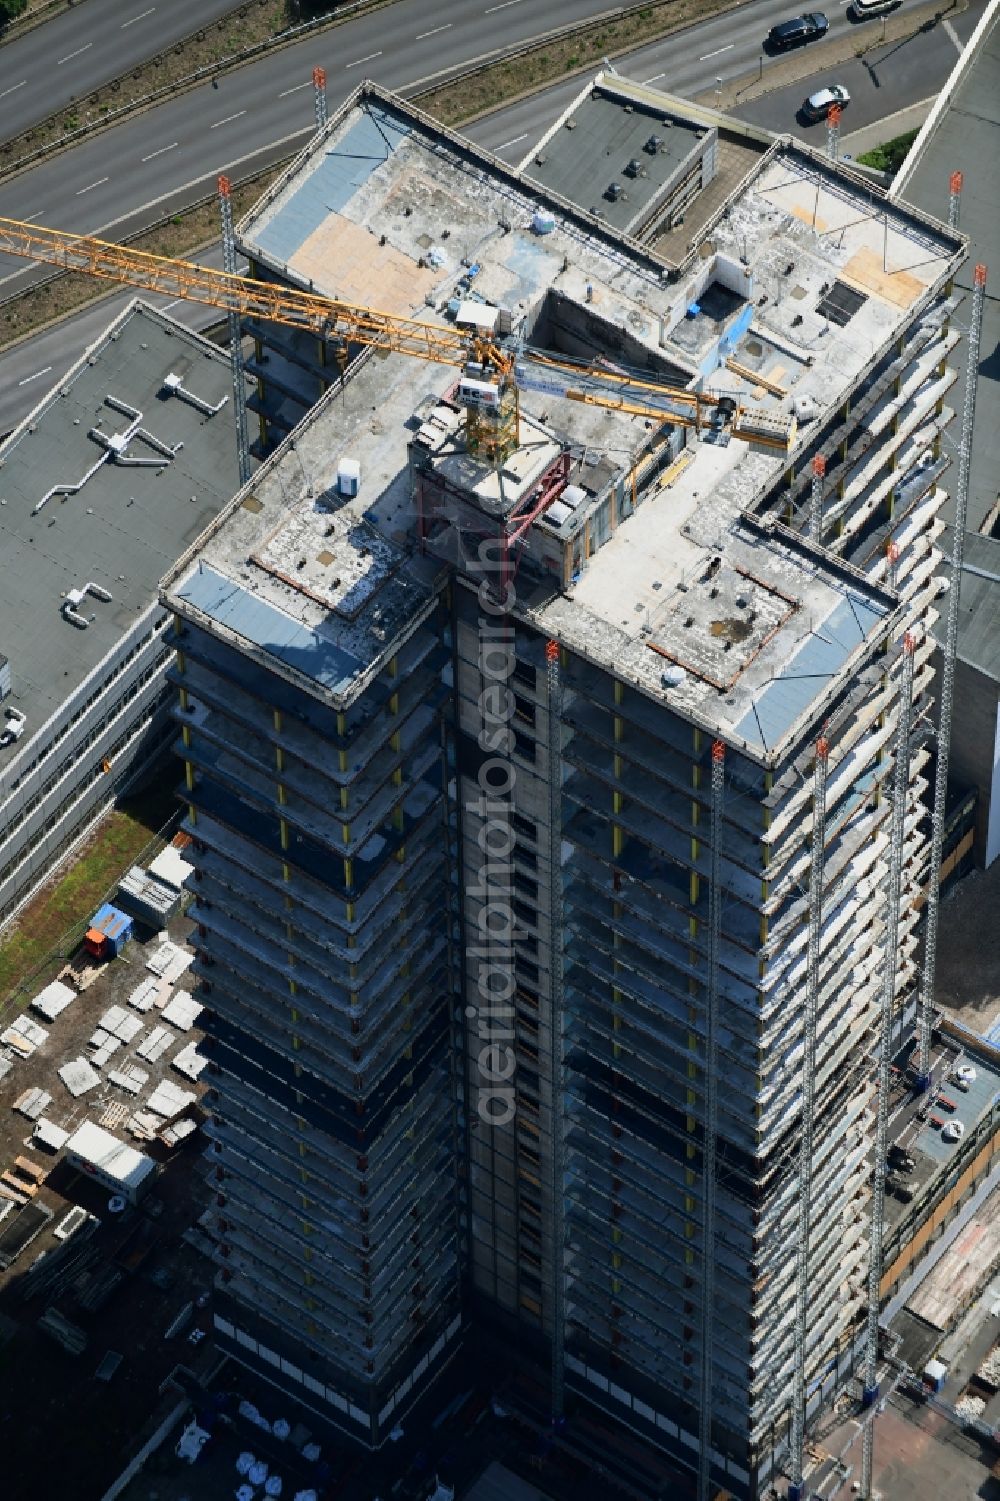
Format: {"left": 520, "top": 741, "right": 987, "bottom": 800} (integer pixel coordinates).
{"left": 840, "top": 98, "right": 936, "bottom": 159}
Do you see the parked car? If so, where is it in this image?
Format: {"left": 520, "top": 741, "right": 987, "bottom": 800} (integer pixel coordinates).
{"left": 850, "top": 0, "right": 901, "bottom": 17}
{"left": 802, "top": 84, "right": 851, "bottom": 122}
{"left": 941, "top": 1120, "right": 965, "bottom": 1144}
{"left": 766, "top": 13, "right": 830, "bottom": 50}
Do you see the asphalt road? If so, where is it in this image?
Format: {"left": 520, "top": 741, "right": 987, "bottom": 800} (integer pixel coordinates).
{"left": 733, "top": 3, "right": 982, "bottom": 145}
{"left": 0, "top": 0, "right": 240, "bottom": 140}
{"left": 0, "top": 0, "right": 983, "bottom": 431}
{"left": 0, "top": 0, "right": 937, "bottom": 300}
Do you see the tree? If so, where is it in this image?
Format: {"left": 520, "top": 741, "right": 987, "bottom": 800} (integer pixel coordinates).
{"left": 0, "top": 0, "right": 29, "bottom": 24}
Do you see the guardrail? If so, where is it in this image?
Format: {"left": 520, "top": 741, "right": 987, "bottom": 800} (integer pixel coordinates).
{"left": 0, "top": 0, "right": 392, "bottom": 183}
{"left": 0, "top": 157, "right": 286, "bottom": 313}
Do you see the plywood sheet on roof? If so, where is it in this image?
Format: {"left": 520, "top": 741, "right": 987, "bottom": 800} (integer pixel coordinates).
{"left": 289, "top": 214, "right": 437, "bottom": 318}
{"left": 841, "top": 246, "right": 924, "bottom": 309}
{"left": 907, "top": 1189, "right": 1000, "bottom": 1330}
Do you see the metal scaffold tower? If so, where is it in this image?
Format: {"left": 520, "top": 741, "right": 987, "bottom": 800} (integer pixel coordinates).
{"left": 788, "top": 736, "right": 830, "bottom": 1501}
{"left": 546, "top": 639, "right": 568, "bottom": 1425}
{"left": 697, "top": 740, "right": 726, "bottom": 1501}
{"left": 809, "top": 455, "right": 827, "bottom": 544}
{"left": 861, "top": 633, "right": 915, "bottom": 1500}
{"left": 313, "top": 67, "right": 328, "bottom": 131}
{"left": 948, "top": 170, "right": 963, "bottom": 230}
{"left": 915, "top": 263, "right": 988, "bottom": 1088}
{"left": 217, "top": 175, "right": 251, "bottom": 487}
{"left": 826, "top": 104, "right": 841, "bottom": 162}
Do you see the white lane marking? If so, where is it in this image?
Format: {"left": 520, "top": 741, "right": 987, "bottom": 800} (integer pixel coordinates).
{"left": 210, "top": 110, "right": 247, "bottom": 129}
{"left": 57, "top": 42, "right": 93, "bottom": 65}
{"left": 700, "top": 43, "right": 734, "bottom": 60}
{"left": 17, "top": 366, "right": 52, "bottom": 387}
{"left": 278, "top": 82, "right": 311, "bottom": 97}
{"left": 417, "top": 23, "right": 452, "bottom": 39}
{"left": 141, "top": 142, "right": 178, "bottom": 162}
{"left": 942, "top": 17, "right": 963, "bottom": 53}
{"left": 20, "top": 210, "right": 44, "bottom": 223}
{"left": 645, "top": 72, "right": 666, "bottom": 83}
{"left": 344, "top": 50, "right": 382, "bottom": 68}
{"left": 121, "top": 6, "right": 156, "bottom": 26}
{"left": 0, "top": 80, "right": 27, "bottom": 101}
{"left": 159, "top": 299, "right": 180, "bottom": 311}
{"left": 485, "top": 0, "right": 524, "bottom": 9}
{"left": 0, "top": 125, "right": 315, "bottom": 292}
{"left": 76, "top": 177, "right": 109, "bottom": 194}
{"left": 495, "top": 132, "right": 528, "bottom": 152}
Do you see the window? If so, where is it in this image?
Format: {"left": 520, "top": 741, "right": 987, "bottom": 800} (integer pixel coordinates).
{"left": 510, "top": 811, "right": 536, "bottom": 842}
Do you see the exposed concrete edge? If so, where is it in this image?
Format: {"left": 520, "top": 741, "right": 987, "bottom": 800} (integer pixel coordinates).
{"left": 889, "top": 0, "right": 1000, "bottom": 199}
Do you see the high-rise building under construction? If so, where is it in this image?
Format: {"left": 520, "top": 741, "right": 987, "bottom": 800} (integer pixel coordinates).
{"left": 161, "top": 79, "right": 966, "bottom": 1497}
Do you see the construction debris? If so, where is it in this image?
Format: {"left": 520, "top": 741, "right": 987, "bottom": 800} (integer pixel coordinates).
{"left": 1, "top": 1015, "right": 48, "bottom": 1058}
{"left": 161, "top": 993, "right": 203, "bottom": 1032}
{"left": 30, "top": 980, "right": 77, "bottom": 1022}
{"left": 171, "top": 1041, "right": 207, "bottom": 1081}
{"left": 146, "top": 1081, "right": 196, "bottom": 1119}
{"left": 13, "top": 1087, "right": 52, "bottom": 1121}
{"left": 57, "top": 1057, "right": 101, "bottom": 1097}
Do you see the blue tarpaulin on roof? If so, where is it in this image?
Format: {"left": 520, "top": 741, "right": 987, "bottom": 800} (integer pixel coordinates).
{"left": 735, "top": 593, "right": 887, "bottom": 751}
{"left": 174, "top": 563, "right": 361, "bottom": 693}
{"left": 252, "top": 105, "right": 411, "bottom": 265}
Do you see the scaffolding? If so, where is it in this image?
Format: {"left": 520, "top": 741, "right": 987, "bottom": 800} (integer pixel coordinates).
{"left": 547, "top": 639, "right": 568, "bottom": 1423}
{"left": 313, "top": 67, "right": 328, "bottom": 131}
{"left": 787, "top": 737, "right": 830, "bottom": 1501}
{"left": 809, "top": 455, "right": 827, "bottom": 544}
{"left": 860, "top": 632, "right": 915, "bottom": 1499}
{"left": 915, "top": 265, "right": 987, "bottom": 1086}
{"left": 217, "top": 176, "right": 251, "bottom": 487}
{"left": 697, "top": 740, "right": 725, "bottom": 1501}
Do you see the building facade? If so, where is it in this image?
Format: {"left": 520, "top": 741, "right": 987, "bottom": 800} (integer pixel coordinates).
{"left": 164, "top": 83, "right": 965, "bottom": 1493}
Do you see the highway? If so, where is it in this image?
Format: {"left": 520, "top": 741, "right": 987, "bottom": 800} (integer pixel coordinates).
{"left": 0, "top": 0, "right": 240, "bottom": 140}
{"left": 0, "top": 0, "right": 936, "bottom": 300}
{"left": 0, "top": 0, "right": 982, "bottom": 432}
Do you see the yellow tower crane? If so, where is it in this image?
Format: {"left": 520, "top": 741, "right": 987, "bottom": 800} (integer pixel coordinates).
{"left": 0, "top": 213, "right": 796, "bottom": 459}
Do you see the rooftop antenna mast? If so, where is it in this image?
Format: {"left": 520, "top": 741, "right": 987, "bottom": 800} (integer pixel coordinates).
{"left": 915, "top": 264, "right": 987, "bottom": 1088}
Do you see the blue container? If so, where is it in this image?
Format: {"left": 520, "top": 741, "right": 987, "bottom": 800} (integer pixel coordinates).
{"left": 87, "top": 903, "right": 134, "bottom": 958}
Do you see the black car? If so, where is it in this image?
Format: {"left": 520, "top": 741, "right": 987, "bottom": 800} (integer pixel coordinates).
{"left": 766, "top": 13, "right": 830, "bottom": 49}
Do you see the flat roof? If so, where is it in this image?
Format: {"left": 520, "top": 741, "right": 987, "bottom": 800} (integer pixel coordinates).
{"left": 518, "top": 78, "right": 715, "bottom": 237}
{"left": 0, "top": 302, "right": 239, "bottom": 776}
{"left": 517, "top": 73, "right": 774, "bottom": 259}
{"left": 168, "top": 84, "right": 962, "bottom": 756}
{"left": 892, "top": 4, "right": 1000, "bottom": 534}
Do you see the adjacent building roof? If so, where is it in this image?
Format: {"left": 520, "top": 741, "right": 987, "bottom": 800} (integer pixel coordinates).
{"left": 0, "top": 302, "right": 239, "bottom": 774}
{"left": 892, "top": 2, "right": 1000, "bottom": 534}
